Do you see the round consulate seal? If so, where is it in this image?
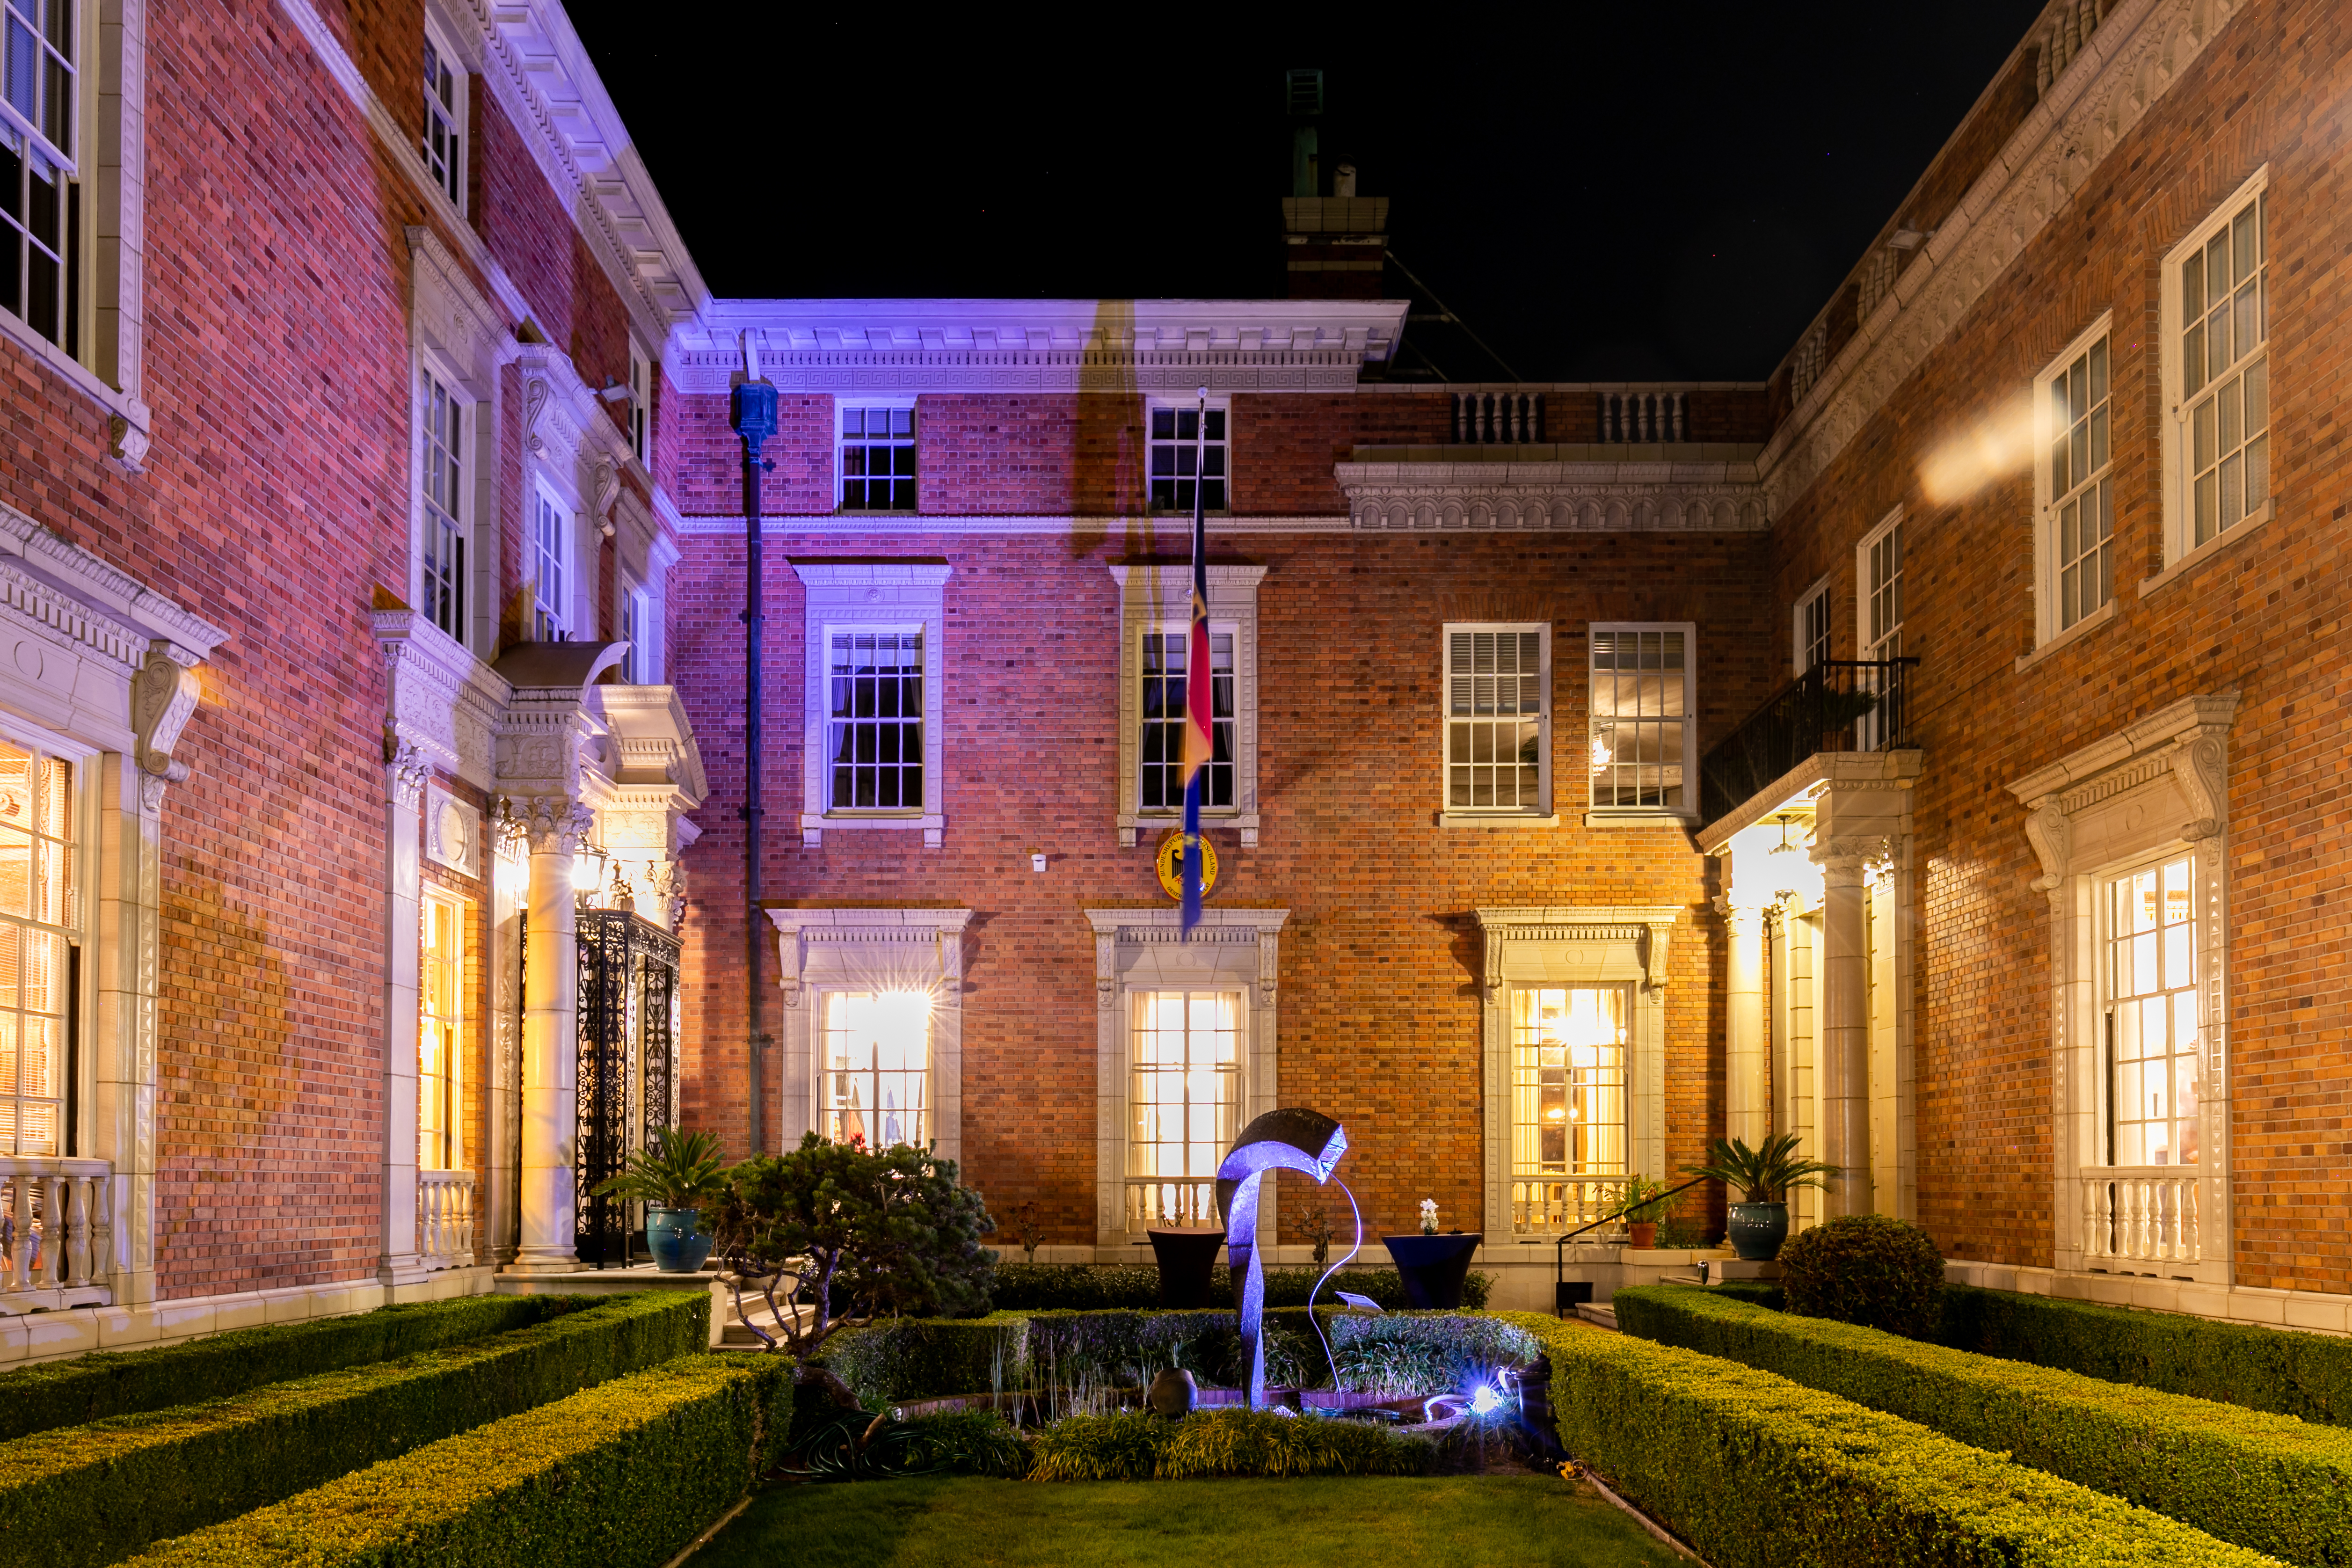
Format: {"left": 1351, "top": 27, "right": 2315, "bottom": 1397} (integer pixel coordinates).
{"left": 1154, "top": 830, "right": 1219, "bottom": 902}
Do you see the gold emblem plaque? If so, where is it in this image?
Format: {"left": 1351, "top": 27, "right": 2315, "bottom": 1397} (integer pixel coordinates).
{"left": 1154, "top": 830, "right": 1220, "bottom": 901}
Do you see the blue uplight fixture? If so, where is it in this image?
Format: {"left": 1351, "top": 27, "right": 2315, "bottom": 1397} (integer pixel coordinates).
{"left": 1216, "top": 1108, "right": 1349, "bottom": 1411}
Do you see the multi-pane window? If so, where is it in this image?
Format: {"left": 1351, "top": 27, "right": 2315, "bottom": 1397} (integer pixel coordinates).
{"left": 1128, "top": 991, "right": 1239, "bottom": 1183}
{"left": 2047, "top": 334, "right": 2113, "bottom": 630}
{"left": 0, "top": 736, "right": 72, "bottom": 1157}
{"left": 2104, "top": 856, "right": 2199, "bottom": 1168}
{"left": 2182, "top": 190, "right": 2268, "bottom": 547}
{"left": 532, "top": 483, "right": 567, "bottom": 641}
{"left": 621, "top": 585, "right": 653, "bottom": 684}
{"left": 0, "top": 0, "right": 77, "bottom": 353}
{"left": 1445, "top": 626, "right": 1548, "bottom": 812}
{"left": 1149, "top": 405, "right": 1227, "bottom": 512}
{"left": 627, "top": 342, "right": 650, "bottom": 466}
{"left": 839, "top": 406, "right": 916, "bottom": 511}
{"left": 419, "top": 890, "right": 464, "bottom": 1172}
{"left": 422, "top": 34, "right": 461, "bottom": 208}
{"left": 1588, "top": 626, "right": 1692, "bottom": 814}
{"left": 823, "top": 991, "right": 928, "bottom": 1148}
{"left": 1794, "top": 580, "right": 1831, "bottom": 674}
{"left": 1510, "top": 986, "right": 1627, "bottom": 1178}
{"left": 420, "top": 368, "right": 466, "bottom": 645}
{"left": 1864, "top": 519, "right": 1904, "bottom": 661}
{"left": 1139, "top": 629, "right": 1232, "bottom": 811}
{"left": 827, "top": 631, "right": 923, "bottom": 810}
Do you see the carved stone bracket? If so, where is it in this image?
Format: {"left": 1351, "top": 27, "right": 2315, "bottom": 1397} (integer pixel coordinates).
{"left": 1097, "top": 930, "right": 1119, "bottom": 1013}
{"left": 2024, "top": 801, "right": 2071, "bottom": 894}
{"left": 2171, "top": 729, "right": 2228, "bottom": 843}
{"left": 522, "top": 376, "right": 551, "bottom": 456}
{"left": 385, "top": 740, "right": 428, "bottom": 810}
{"left": 131, "top": 643, "right": 204, "bottom": 810}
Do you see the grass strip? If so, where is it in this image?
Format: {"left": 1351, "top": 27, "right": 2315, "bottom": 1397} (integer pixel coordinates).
{"left": 1615, "top": 1284, "right": 2352, "bottom": 1567}
{"left": 0, "top": 1292, "right": 593, "bottom": 1443}
{"left": 1496, "top": 1309, "right": 2286, "bottom": 1568}
{"left": 0, "top": 1289, "right": 706, "bottom": 1568}
{"left": 122, "top": 1354, "right": 783, "bottom": 1568}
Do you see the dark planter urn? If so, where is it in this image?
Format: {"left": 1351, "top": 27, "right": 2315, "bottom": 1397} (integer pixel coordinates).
{"left": 1382, "top": 1233, "right": 1482, "bottom": 1308}
{"left": 1726, "top": 1201, "right": 1790, "bottom": 1262}
{"left": 646, "top": 1206, "right": 713, "bottom": 1273}
{"left": 1148, "top": 1228, "right": 1226, "bottom": 1308}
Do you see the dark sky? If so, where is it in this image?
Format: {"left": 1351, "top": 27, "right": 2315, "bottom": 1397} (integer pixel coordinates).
{"left": 570, "top": 2, "right": 2048, "bottom": 383}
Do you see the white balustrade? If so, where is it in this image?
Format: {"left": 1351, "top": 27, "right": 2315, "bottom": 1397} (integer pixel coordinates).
{"left": 0, "top": 1156, "right": 114, "bottom": 1313}
{"left": 1452, "top": 391, "right": 1543, "bottom": 445}
{"left": 418, "top": 1169, "right": 478, "bottom": 1271}
{"left": 1126, "top": 1177, "right": 1220, "bottom": 1234}
{"left": 2079, "top": 1167, "right": 2200, "bottom": 1266}
{"left": 1596, "top": 391, "right": 1686, "bottom": 444}
{"left": 1510, "top": 1174, "right": 1631, "bottom": 1237}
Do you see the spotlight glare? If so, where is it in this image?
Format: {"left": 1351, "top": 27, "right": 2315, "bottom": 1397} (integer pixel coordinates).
{"left": 1470, "top": 1383, "right": 1504, "bottom": 1416}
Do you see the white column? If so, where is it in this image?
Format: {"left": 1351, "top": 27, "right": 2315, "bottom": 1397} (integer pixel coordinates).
{"left": 1817, "top": 849, "right": 1872, "bottom": 1218}
{"left": 483, "top": 807, "right": 528, "bottom": 1263}
{"left": 510, "top": 797, "right": 591, "bottom": 1274}
{"left": 378, "top": 744, "right": 429, "bottom": 1287}
{"left": 1724, "top": 902, "right": 1768, "bottom": 1150}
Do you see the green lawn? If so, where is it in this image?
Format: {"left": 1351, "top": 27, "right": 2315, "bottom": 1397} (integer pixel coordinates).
{"left": 690, "top": 1473, "right": 1690, "bottom": 1568}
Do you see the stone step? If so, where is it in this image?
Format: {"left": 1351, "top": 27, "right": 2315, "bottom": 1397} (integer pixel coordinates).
{"left": 1574, "top": 1301, "right": 1619, "bottom": 1331}
{"left": 1659, "top": 1272, "right": 1707, "bottom": 1286}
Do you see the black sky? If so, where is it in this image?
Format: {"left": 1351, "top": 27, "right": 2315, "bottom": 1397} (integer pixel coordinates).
{"left": 568, "top": 2, "right": 2048, "bottom": 383}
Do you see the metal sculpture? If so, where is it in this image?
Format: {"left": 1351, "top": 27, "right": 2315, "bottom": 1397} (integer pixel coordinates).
{"left": 1215, "top": 1107, "right": 1355, "bottom": 1410}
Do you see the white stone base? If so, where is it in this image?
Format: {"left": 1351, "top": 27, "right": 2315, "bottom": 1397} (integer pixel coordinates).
{"left": 1045, "top": 1242, "right": 1729, "bottom": 1310}
{"left": 1944, "top": 1260, "right": 2352, "bottom": 1337}
{"left": 0, "top": 1264, "right": 500, "bottom": 1369}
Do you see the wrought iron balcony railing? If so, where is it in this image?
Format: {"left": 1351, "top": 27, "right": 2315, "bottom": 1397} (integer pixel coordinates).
{"left": 1699, "top": 658, "right": 1918, "bottom": 825}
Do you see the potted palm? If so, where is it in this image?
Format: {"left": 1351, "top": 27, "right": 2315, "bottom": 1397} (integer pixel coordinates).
{"left": 1619, "top": 1175, "right": 1670, "bottom": 1249}
{"left": 591, "top": 1127, "right": 728, "bottom": 1272}
{"left": 1684, "top": 1133, "right": 1840, "bottom": 1262}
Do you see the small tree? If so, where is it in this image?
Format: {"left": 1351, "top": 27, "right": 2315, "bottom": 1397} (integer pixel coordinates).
{"left": 705, "top": 1132, "right": 996, "bottom": 1355}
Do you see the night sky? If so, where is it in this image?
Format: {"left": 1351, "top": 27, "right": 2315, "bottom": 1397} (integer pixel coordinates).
{"left": 570, "top": 2, "right": 2049, "bottom": 383}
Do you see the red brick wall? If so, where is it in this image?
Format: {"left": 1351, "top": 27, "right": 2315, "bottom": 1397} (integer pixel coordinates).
{"left": 1762, "top": 0, "right": 2348, "bottom": 1288}
{"left": 663, "top": 393, "right": 832, "bottom": 516}
{"left": 667, "top": 526, "right": 1780, "bottom": 1242}
{"left": 1233, "top": 394, "right": 1449, "bottom": 513}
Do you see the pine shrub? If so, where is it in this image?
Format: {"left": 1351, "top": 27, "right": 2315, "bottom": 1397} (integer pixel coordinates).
{"left": 1778, "top": 1213, "right": 1944, "bottom": 1339}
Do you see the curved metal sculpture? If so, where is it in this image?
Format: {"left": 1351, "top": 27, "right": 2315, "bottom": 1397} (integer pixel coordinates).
{"left": 1216, "top": 1107, "right": 1349, "bottom": 1410}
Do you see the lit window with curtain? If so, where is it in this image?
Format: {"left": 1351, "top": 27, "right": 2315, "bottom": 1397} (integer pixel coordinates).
{"left": 1128, "top": 992, "right": 1238, "bottom": 1227}
{"left": 2104, "top": 856, "right": 2200, "bottom": 1169}
{"left": 418, "top": 890, "right": 464, "bottom": 1171}
{"left": 1510, "top": 986, "right": 1627, "bottom": 1182}
{"left": 0, "top": 735, "right": 72, "bottom": 1156}
{"left": 824, "top": 991, "right": 929, "bottom": 1148}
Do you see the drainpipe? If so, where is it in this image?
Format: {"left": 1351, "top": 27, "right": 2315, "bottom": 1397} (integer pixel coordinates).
{"left": 732, "top": 335, "right": 779, "bottom": 1156}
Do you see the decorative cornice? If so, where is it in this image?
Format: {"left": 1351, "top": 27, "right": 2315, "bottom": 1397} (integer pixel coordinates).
{"left": 405, "top": 225, "right": 520, "bottom": 379}
{"left": 1757, "top": 0, "right": 2243, "bottom": 515}
{"left": 1337, "top": 457, "right": 1768, "bottom": 532}
{"left": 789, "top": 562, "right": 956, "bottom": 590}
{"left": 2004, "top": 692, "right": 2240, "bottom": 805}
{"left": 0, "top": 501, "right": 229, "bottom": 661}
{"left": 677, "top": 513, "right": 1354, "bottom": 538}
{"left": 1473, "top": 905, "right": 1680, "bottom": 994}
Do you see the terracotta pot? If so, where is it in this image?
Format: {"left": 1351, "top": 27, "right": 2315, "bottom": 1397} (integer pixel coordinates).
{"left": 1628, "top": 1221, "right": 1659, "bottom": 1248}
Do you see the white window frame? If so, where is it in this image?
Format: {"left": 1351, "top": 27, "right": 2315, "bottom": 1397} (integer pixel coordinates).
{"left": 619, "top": 581, "right": 653, "bottom": 683}
{"left": 836, "top": 396, "right": 917, "bottom": 514}
{"left": 0, "top": 0, "right": 82, "bottom": 359}
{"left": 2156, "top": 165, "right": 2271, "bottom": 580}
{"left": 0, "top": 720, "right": 87, "bottom": 1160}
{"left": 793, "top": 562, "right": 950, "bottom": 847}
{"left": 530, "top": 476, "right": 570, "bottom": 642}
{"left": 418, "top": 885, "right": 466, "bottom": 1172}
{"left": 1585, "top": 622, "right": 1693, "bottom": 824}
{"left": 1088, "top": 906, "right": 1287, "bottom": 1247}
{"left": 1146, "top": 395, "right": 1231, "bottom": 515}
{"left": 626, "top": 339, "right": 651, "bottom": 468}
{"left": 407, "top": 226, "right": 507, "bottom": 663}
{"left": 1111, "top": 563, "right": 1263, "bottom": 846}
{"left": 1123, "top": 988, "right": 1244, "bottom": 1230}
{"left": 421, "top": 11, "right": 466, "bottom": 215}
{"left": 1442, "top": 622, "right": 1553, "bottom": 826}
{"left": 820, "top": 624, "right": 925, "bottom": 815}
{"left": 1793, "top": 575, "right": 1831, "bottom": 674}
{"left": 2033, "top": 315, "right": 2118, "bottom": 648}
{"left": 768, "top": 908, "right": 971, "bottom": 1167}
{"left": 415, "top": 355, "right": 470, "bottom": 651}
{"left": 1856, "top": 507, "right": 1904, "bottom": 662}
{"left": 2095, "top": 849, "right": 2202, "bottom": 1172}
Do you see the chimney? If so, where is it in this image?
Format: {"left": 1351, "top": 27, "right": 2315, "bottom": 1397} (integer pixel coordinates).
{"left": 1281, "top": 71, "right": 1386, "bottom": 299}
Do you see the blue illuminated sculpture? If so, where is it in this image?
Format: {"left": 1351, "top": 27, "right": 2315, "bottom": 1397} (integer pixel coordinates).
{"left": 1216, "top": 1107, "right": 1363, "bottom": 1410}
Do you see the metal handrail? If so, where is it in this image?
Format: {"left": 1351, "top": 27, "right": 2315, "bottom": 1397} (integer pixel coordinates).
{"left": 1554, "top": 1174, "right": 1710, "bottom": 1307}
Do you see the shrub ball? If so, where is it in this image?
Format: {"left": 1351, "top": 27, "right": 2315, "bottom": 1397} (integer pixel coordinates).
{"left": 1779, "top": 1213, "right": 1945, "bottom": 1339}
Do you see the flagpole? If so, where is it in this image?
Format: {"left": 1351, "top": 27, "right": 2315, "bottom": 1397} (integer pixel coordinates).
{"left": 1181, "top": 386, "right": 1209, "bottom": 938}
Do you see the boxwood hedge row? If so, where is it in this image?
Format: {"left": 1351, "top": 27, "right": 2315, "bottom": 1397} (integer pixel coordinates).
{"left": 122, "top": 1354, "right": 784, "bottom": 1568}
{"left": 1614, "top": 1285, "right": 2352, "bottom": 1567}
{"left": 1497, "top": 1309, "right": 2283, "bottom": 1568}
{"left": 0, "top": 1290, "right": 706, "bottom": 1568}
{"left": 0, "top": 1293, "right": 593, "bottom": 1443}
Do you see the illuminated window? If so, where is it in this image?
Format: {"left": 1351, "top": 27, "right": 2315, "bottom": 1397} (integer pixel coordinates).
{"left": 1128, "top": 991, "right": 1239, "bottom": 1185}
{"left": 422, "top": 29, "right": 463, "bottom": 210}
{"left": 1794, "top": 577, "right": 1831, "bottom": 674}
{"left": 2178, "top": 183, "right": 2268, "bottom": 550}
{"left": 420, "top": 366, "right": 466, "bottom": 646}
{"left": 839, "top": 402, "right": 916, "bottom": 511}
{"left": 1588, "top": 624, "right": 1692, "bottom": 816}
{"left": 1510, "top": 986, "right": 1628, "bottom": 1180}
{"left": 532, "top": 481, "right": 568, "bottom": 641}
{"left": 2041, "top": 327, "right": 2114, "bottom": 632}
{"left": 0, "top": 734, "right": 72, "bottom": 1156}
{"left": 419, "top": 890, "right": 465, "bottom": 1171}
{"left": 1854, "top": 510, "right": 1903, "bottom": 748}
{"left": 1148, "top": 401, "right": 1227, "bottom": 512}
{"left": 0, "top": 0, "right": 80, "bottom": 353}
{"left": 823, "top": 991, "right": 929, "bottom": 1147}
{"left": 1446, "top": 624, "right": 1549, "bottom": 814}
{"left": 2104, "top": 856, "right": 2199, "bottom": 1168}
{"left": 1139, "top": 627, "right": 1233, "bottom": 812}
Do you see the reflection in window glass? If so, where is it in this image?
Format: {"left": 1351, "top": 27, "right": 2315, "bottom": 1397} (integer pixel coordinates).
{"left": 1589, "top": 628, "right": 1688, "bottom": 811}
{"left": 2182, "top": 192, "right": 2268, "bottom": 546}
{"left": 2105, "top": 856, "right": 2199, "bottom": 1167}
{"left": 0, "top": 735, "right": 72, "bottom": 1156}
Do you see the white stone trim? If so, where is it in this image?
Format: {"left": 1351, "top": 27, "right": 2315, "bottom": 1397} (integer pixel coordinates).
{"left": 372, "top": 608, "right": 510, "bottom": 791}
{"left": 766, "top": 908, "right": 973, "bottom": 1166}
{"left": 1086, "top": 907, "right": 1288, "bottom": 1246}
{"left": 791, "top": 562, "right": 952, "bottom": 847}
{"left": 676, "top": 513, "right": 1354, "bottom": 538}
{"left": 1339, "top": 457, "right": 1768, "bottom": 532}
{"left": 2156, "top": 164, "right": 2270, "bottom": 572}
{"left": 2030, "top": 312, "right": 2117, "bottom": 650}
{"left": 1109, "top": 564, "right": 1264, "bottom": 847}
{"left": 1473, "top": 906, "right": 1680, "bottom": 1234}
{"left": 1943, "top": 1259, "right": 2352, "bottom": 1335}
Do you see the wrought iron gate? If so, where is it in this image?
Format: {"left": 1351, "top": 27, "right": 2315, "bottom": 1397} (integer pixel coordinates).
{"left": 575, "top": 909, "right": 682, "bottom": 1267}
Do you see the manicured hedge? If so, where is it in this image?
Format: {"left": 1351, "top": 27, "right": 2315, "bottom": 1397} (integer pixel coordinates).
{"left": 0, "top": 1290, "right": 706, "bottom": 1568}
{"left": 1705, "top": 1280, "right": 1784, "bottom": 1309}
{"left": 1944, "top": 1284, "right": 2352, "bottom": 1426}
{"left": 1028, "top": 1408, "right": 1436, "bottom": 1480}
{"left": 122, "top": 1354, "right": 785, "bottom": 1568}
{"left": 1496, "top": 1310, "right": 2283, "bottom": 1568}
{"left": 0, "top": 1293, "right": 593, "bottom": 1443}
{"left": 1615, "top": 1285, "right": 2352, "bottom": 1567}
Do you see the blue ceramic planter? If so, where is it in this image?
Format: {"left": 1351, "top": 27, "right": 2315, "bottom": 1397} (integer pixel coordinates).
{"left": 646, "top": 1206, "right": 713, "bottom": 1273}
{"left": 1383, "top": 1233, "right": 1482, "bottom": 1308}
{"left": 1726, "top": 1202, "right": 1790, "bottom": 1262}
